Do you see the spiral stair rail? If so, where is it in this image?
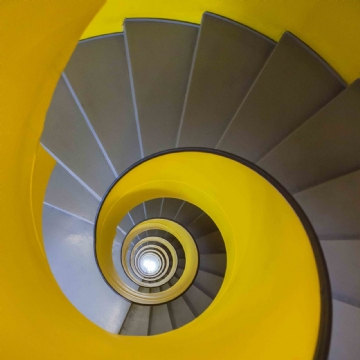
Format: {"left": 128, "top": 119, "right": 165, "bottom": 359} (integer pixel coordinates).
{"left": 2, "top": 2, "right": 360, "bottom": 359}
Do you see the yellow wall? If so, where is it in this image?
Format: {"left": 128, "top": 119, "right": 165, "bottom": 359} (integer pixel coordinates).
{"left": 30, "top": 145, "right": 56, "bottom": 255}
{"left": 96, "top": 151, "right": 321, "bottom": 359}
{"left": 0, "top": 0, "right": 353, "bottom": 358}
{"left": 0, "top": 1, "right": 104, "bottom": 358}
{"left": 82, "top": 0, "right": 360, "bottom": 84}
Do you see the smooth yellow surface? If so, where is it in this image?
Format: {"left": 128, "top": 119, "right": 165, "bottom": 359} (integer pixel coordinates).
{"left": 0, "top": 0, "right": 326, "bottom": 358}
{"left": 30, "top": 145, "right": 56, "bottom": 255}
{"left": 0, "top": 1, "right": 105, "bottom": 358}
{"left": 97, "top": 151, "right": 320, "bottom": 359}
{"left": 97, "top": 218, "right": 197, "bottom": 303}
{"left": 81, "top": 0, "right": 360, "bottom": 83}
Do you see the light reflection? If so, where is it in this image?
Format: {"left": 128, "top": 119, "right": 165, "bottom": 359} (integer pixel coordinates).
{"left": 139, "top": 254, "right": 161, "bottom": 275}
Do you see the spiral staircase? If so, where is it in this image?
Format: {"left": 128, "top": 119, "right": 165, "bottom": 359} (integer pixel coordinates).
{"left": 2, "top": 1, "right": 360, "bottom": 359}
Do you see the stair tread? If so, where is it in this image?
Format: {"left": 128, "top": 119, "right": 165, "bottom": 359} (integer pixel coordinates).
{"left": 164, "top": 282, "right": 195, "bottom": 329}
{"left": 178, "top": 258, "right": 186, "bottom": 269}
{"left": 44, "top": 163, "right": 99, "bottom": 222}
{"left": 199, "top": 254, "right": 227, "bottom": 276}
{"left": 295, "top": 169, "right": 360, "bottom": 239}
{"left": 125, "top": 19, "right": 198, "bottom": 156}
{"left": 147, "top": 230, "right": 157, "bottom": 237}
{"left": 119, "top": 214, "right": 134, "bottom": 233}
{"left": 178, "top": 254, "right": 226, "bottom": 277}
{"left": 174, "top": 201, "right": 203, "bottom": 227}
{"left": 218, "top": 32, "right": 345, "bottom": 163}
{"left": 130, "top": 203, "right": 146, "bottom": 224}
{"left": 178, "top": 12, "right": 275, "bottom": 148}
{"left": 161, "top": 198, "right": 184, "bottom": 220}
{"left": 259, "top": 80, "right": 360, "bottom": 194}
{"left": 175, "top": 268, "right": 184, "bottom": 279}
{"left": 64, "top": 34, "right": 141, "bottom": 176}
{"left": 157, "top": 230, "right": 167, "bottom": 239}
{"left": 149, "top": 304, "right": 173, "bottom": 335}
{"left": 149, "top": 287, "right": 172, "bottom": 335}
{"left": 112, "top": 236, "right": 138, "bottom": 290}
{"left": 195, "top": 231, "right": 226, "bottom": 254}
{"left": 328, "top": 300, "right": 360, "bottom": 360}
{"left": 43, "top": 205, "right": 130, "bottom": 333}
{"left": 120, "top": 287, "right": 150, "bottom": 336}
{"left": 167, "top": 234, "right": 180, "bottom": 246}
{"left": 120, "top": 291, "right": 151, "bottom": 336}
{"left": 193, "top": 269, "right": 224, "bottom": 299}
{"left": 187, "top": 213, "right": 218, "bottom": 239}
{"left": 145, "top": 199, "right": 163, "bottom": 219}
{"left": 181, "top": 280, "right": 213, "bottom": 317}
{"left": 41, "top": 76, "right": 115, "bottom": 198}
{"left": 320, "top": 240, "right": 360, "bottom": 307}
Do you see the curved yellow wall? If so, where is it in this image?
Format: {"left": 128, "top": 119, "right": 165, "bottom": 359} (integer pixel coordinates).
{"left": 0, "top": 1, "right": 104, "bottom": 358}
{"left": 0, "top": 0, "right": 353, "bottom": 358}
{"left": 96, "top": 151, "right": 320, "bottom": 359}
{"left": 82, "top": 0, "right": 360, "bottom": 84}
{"left": 31, "top": 145, "right": 56, "bottom": 255}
